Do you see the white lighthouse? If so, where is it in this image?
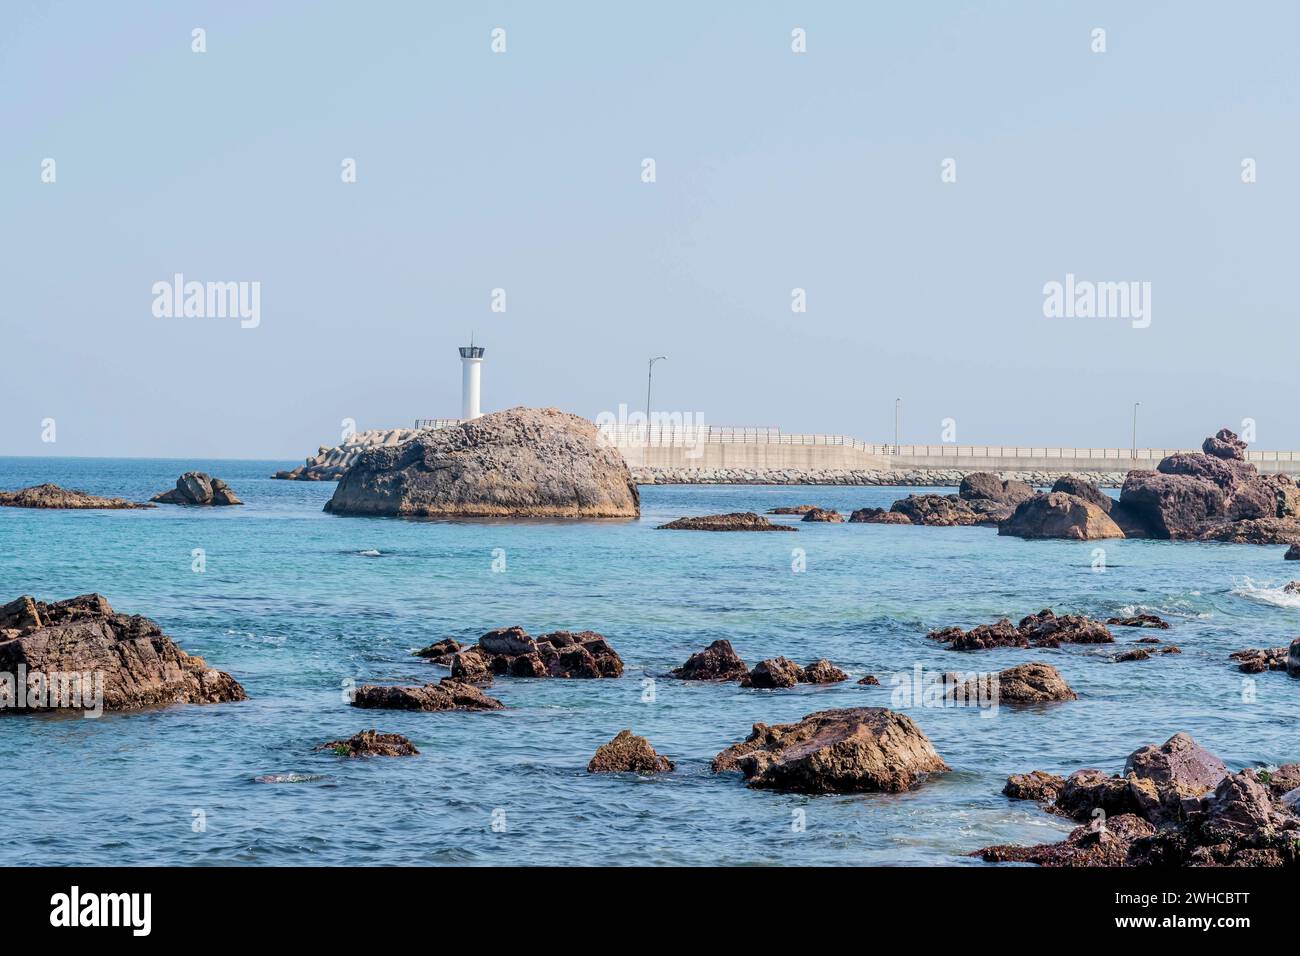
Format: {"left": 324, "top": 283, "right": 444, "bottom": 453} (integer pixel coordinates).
{"left": 459, "top": 342, "right": 484, "bottom": 420}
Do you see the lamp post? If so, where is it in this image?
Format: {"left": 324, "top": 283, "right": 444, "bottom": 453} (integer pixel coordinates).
{"left": 1132, "top": 402, "right": 1141, "bottom": 459}
{"left": 646, "top": 356, "right": 667, "bottom": 446}
{"left": 894, "top": 397, "right": 902, "bottom": 453}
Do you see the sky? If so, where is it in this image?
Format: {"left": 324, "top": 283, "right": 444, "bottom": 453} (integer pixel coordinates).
{"left": 2, "top": 1, "right": 1297, "bottom": 459}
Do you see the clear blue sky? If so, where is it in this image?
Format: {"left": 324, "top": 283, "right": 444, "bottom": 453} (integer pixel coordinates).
{"left": 3, "top": 1, "right": 1297, "bottom": 459}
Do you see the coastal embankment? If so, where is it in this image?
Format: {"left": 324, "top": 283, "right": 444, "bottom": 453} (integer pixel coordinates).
{"left": 631, "top": 466, "right": 1132, "bottom": 487}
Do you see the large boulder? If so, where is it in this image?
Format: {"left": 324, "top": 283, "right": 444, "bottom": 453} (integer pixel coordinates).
{"left": 999, "top": 492, "right": 1125, "bottom": 540}
{"left": 0, "top": 593, "right": 246, "bottom": 711}
{"left": 587, "top": 730, "right": 674, "bottom": 774}
{"left": 658, "top": 512, "right": 795, "bottom": 532}
{"left": 739, "top": 656, "right": 848, "bottom": 688}
{"left": 928, "top": 608, "right": 1113, "bottom": 651}
{"left": 324, "top": 407, "right": 640, "bottom": 518}
{"left": 712, "top": 707, "right": 949, "bottom": 793}
{"left": 890, "top": 494, "right": 982, "bottom": 526}
{"left": 1203, "top": 427, "right": 1248, "bottom": 459}
{"left": 1194, "top": 517, "right": 1300, "bottom": 544}
{"left": 848, "top": 507, "right": 913, "bottom": 524}
{"left": 451, "top": 628, "right": 623, "bottom": 679}
{"left": 960, "top": 473, "right": 1035, "bottom": 506}
{"left": 670, "top": 639, "right": 749, "bottom": 681}
{"left": 151, "top": 472, "right": 242, "bottom": 506}
{"left": 1123, "top": 732, "right": 1228, "bottom": 792}
{"left": 0, "top": 483, "right": 152, "bottom": 510}
{"left": 801, "top": 508, "right": 844, "bottom": 523}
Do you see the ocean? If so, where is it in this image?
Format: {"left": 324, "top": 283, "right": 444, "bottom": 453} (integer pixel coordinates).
{"left": 1, "top": 457, "right": 1296, "bottom": 866}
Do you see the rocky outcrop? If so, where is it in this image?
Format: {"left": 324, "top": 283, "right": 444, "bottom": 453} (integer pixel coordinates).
{"left": 314, "top": 730, "right": 419, "bottom": 757}
{"left": 890, "top": 494, "right": 984, "bottom": 526}
{"left": 857, "top": 674, "right": 880, "bottom": 685}
{"left": 1050, "top": 475, "right": 1112, "bottom": 512}
{"left": 587, "top": 730, "right": 674, "bottom": 774}
{"left": 669, "top": 639, "right": 749, "bottom": 681}
{"left": 0, "top": 483, "right": 152, "bottom": 510}
{"left": 740, "top": 657, "right": 848, "bottom": 688}
{"left": 977, "top": 734, "right": 1300, "bottom": 866}
{"left": 713, "top": 707, "right": 949, "bottom": 793}
{"left": 450, "top": 627, "right": 623, "bottom": 680}
{"left": 0, "top": 593, "right": 246, "bottom": 711}
{"left": 1114, "top": 645, "right": 1180, "bottom": 662}
{"left": 1118, "top": 428, "right": 1300, "bottom": 541}
{"left": 151, "top": 472, "right": 242, "bottom": 506}
{"left": 767, "top": 505, "right": 817, "bottom": 515}
{"left": 658, "top": 512, "right": 795, "bottom": 532}
{"left": 324, "top": 408, "right": 639, "bottom": 518}
{"left": 414, "top": 638, "right": 460, "bottom": 661}
{"left": 999, "top": 491, "right": 1124, "bottom": 541}
{"left": 950, "top": 662, "right": 1076, "bottom": 704}
{"left": 848, "top": 507, "right": 912, "bottom": 524}
{"left": 801, "top": 508, "right": 844, "bottom": 523}
{"left": 1286, "top": 544, "right": 1300, "bottom": 560}
{"left": 1230, "top": 646, "right": 1289, "bottom": 673}
{"left": 351, "top": 678, "right": 503, "bottom": 711}
{"left": 928, "top": 609, "right": 1113, "bottom": 651}
{"left": 1106, "top": 613, "right": 1169, "bottom": 629}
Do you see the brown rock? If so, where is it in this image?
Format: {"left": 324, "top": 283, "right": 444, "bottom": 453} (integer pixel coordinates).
{"left": 802, "top": 659, "right": 849, "bottom": 684}
{"left": 658, "top": 512, "right": 796, "bottom": 532}
{"left": 801, "top": 507, "right": 844, "bottom": 523}
{"left": 712, "top": 707, "right": 949, "bottom": 793}
{"left": 848, "top": 508, "right": 913, "bottom": 524}
{"left": 1106, "top": 613, "right": 1170, "bottom": 629}
{"left": 975, "top": 814, "right": 1156, "bottom": 867}
{"left": 1229, "top": 647, "right": 1288, "bottom": 673}
{"left": 1286, "top": 544, "right": 1300, "bottom": 560}
{"left": 587, "top": 730, "right": 674, "bottom": 774}
{"left": 1123, "top": 732, "right": 1227, "bottom": 792}
{"left": 315, "top": 729, "right": 419, "bottom": 757}
{"left": 452, "top": 628, "right": 623, "bottom": 679}
{"left": 0, "top": 593, "right": 245, "bottom": 711}
{"left": 1202, "top": 770, "right": 1294, "bottom": 841}
{"left": 953, "top": 662, "right": 1076, "bottom": 704}
{"left": 351, "top": 678, "right": 503, "bottom": 711}
{"left": 1004, "top": 770, "right": 1067, "bottom": 803}
{"left": 960, "top": 473, "right": 1036, "bottom": 506}
{"left": 740, "top": 656, "right": 805, "bottom": 688}
{"left": 1203, "top": 428, "right": 1248, "bottom": 460}
{"left": 670, "top": 639, "right": 749, "bottom": 681}
{"left": 890, "top": 494, "right": 981, "bottom": 526}
{"left": 998, "top": 492, "right": 1125, "bottom": 540}
{"left": 767, "top": 505, "right": 817, "bottom": 515}
{"left": 414, "top": 637, "right": 461, "bottom": 662}
{"left": 1050, "top": 476, "right": 1113, "bottom": 512}
{"left": 324, "top": 407, "right": 640, "bottom": 518}
{"left": 928, "top": 608, "right": 1113, "bottom": 651}
{"left": 0, "top": 483, "right": 152, "bottom": 510}
{"left": 857, "top": 674, "right": 880, "bottom": 685}
{"left": 1194, "top": 517, "right": 1300, "bottom": 544}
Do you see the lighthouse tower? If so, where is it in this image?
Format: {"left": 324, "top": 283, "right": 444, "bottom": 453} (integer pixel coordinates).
{"left": 459, "top": 341, "right": 485, "bottom": 420}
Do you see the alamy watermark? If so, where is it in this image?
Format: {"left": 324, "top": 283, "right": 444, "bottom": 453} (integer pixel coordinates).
{"left": 889, "top": 664, "right": 1000, "bottom": 718}
{"left": 152, "top": 273, "right": 260, "bottom": 329}
{"left": 0, "top": 666, "right": 104, "bottom": 717}
{"left": 595, "top": 404, "right": 707, "bottom": 459}
{"left": 1042, "top": 273, "right": 1150, "bottom": 329}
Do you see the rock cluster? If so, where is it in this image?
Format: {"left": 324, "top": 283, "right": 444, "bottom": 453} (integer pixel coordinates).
{"left": 325, "top": 408, "right": 640, "bottom": 519}
{"left": 0, "top": 593, "right": 246, "bottom": 711}
{"left": 274, "top": 428, "right": 423, "bottom": 480}
{"left": 801, "top": 508, "right": 844, "bottom": 522}
{"left": 658, "top": 512, "right": 795, "bottom": 532}
{"left": 977, "top": 733, "right": 1300, "bottom": 866}
{"left": 927, "top": 608, "right": 1114, "bottom": 651}
{"left": 587, "top": 730, "right": 674, "bottom": 774}
{"left": 713, "top": 707, "right": 949, "bottom": 793}
{"left": 151, "top": 472, "right": 242, "bottom": 506}
{"left": 634, "top": 468, "right": 1132, "bottom": 487}
{"left": 444, "top": 627, "right": 624, "bottom": 680}
{"left": 740, "top": 657, "right": 848, "bottom": 688}
{"left": 0, "top": 483, "right": 152, "bottom": 510}
{"left": 1230, "top": 638, "right": 1300, "bottom": 675}
{"left": 315, "top": 729, "right": 419, "bottom": 757}
{"left": 351, "top": 678, "right": 503, "bottom": 711}
{"left": 848, "top": 507, "right": 913, "bottom": 524}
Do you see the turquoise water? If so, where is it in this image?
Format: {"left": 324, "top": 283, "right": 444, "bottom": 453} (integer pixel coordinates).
{"left": 1, "top": 457, "right": 1297, "bottom": 866}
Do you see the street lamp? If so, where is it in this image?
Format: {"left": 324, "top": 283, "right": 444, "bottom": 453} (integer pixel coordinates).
{"left": 1132, "top": 402, "right": 1141, "bottom": 459}
{"left": 894, "top": 397, "right": 902, "bottom": 453}
{"left": 646, "top": 356, "right": 667, "bottom": 445}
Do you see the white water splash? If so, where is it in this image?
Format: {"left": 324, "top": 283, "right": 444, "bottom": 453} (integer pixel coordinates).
{"left": 1230, "top": 577, "right": 1300, "bottom": 609}
{"left": 356, "top": 549, "right": 382, "bottom": 557}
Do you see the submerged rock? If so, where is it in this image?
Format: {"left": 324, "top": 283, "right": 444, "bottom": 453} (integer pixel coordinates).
{"left": 857, "top": 674, "right": 881, "bottom": 686}
{"left": 0, "top": 483, "right": 152, "bottom": 510}
{"left": 998, "top": 492, "right": 1124, "bottom": 541}
{"left": 414, "top": 637, "right": 461, "bottom": 662}
{"left": 669, "top": 639, "right": 749, "bottom": 681}
{"left": 713, "top": 707, "right": 949, "bottom": 793}
{"left": 766, "top": 505, "right": 817, "bottom": 515}
{"left": 587, "top": 730, "right": 674, "bottom": 774}
{"left": 928, "top": 608, "right": 1113, "bottom": 651}
{"left": 351, "top": 678, "right": 503, "bottom": 711}
{"left": 151, "top": 472, "right": 242, "bottom": 506}
{"left": 324, "top": 407, "right": 640, "bottom": 518}
{"left": 315, "top": 729, "right": 419, "bottom": 757}
{"left": 658, "top": 512, "right": 796, "bottom": 532}
{"left": 1114, "top": 646, "right": 1180, "bottom": 662}
{"left": 1106, "top": 613, "right": 1170, "bottom": 629}
{"left": 451, "top": 627, "right": 624, "bottom": 679}
{"left": 0, "top": 593, "right": 245, "bottom": 711}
